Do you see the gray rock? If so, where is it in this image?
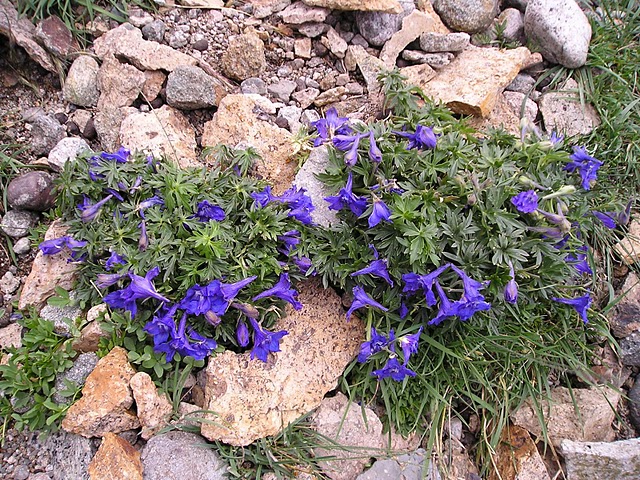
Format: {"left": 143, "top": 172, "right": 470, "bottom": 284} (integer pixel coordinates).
{"left": 44, "top": 430, "right": 97, "bottom": 480}
{"left": 267, "top": 79, "right": 297, "bottom": 102}
{"left": 6, "top": 171, "right": 55, "bottom": 212}
{"left": 539, "top": 78, "right": 600, "bottom": 136}
{"left": 277, "top": 105, "right": 303, "bottom": 132}
{"left": 524, "top": 0, "right": 591, "bottom": 68}
{"left": 280, "top": 2, "right": 330, "bottom": 24}
{"left": 168, "top": 29, "right": 189, "bottom": 49}
{"left": 240, "top": 77, "right": 267, "bottom": 95}
{"left": 294, "top": 145, "right": 339, "bottom": 228}
{"left": 629, "top": 374, "right": 640, "bottom": 432}
{"left": 419, "top": 32, "right": 470, "bottom": 52}
{"left": 433, "top": 0, "right": 499, "bottom": 33}
{"left": 497, "top": 8, "right": 525, "bottom": 42}
{"left": 298, "top": 22, "right": 328, "bottom": 38}
{"left": 141, "top": 431, "right": 228, "bottom": 480}
{"left": 321, "top": 26, "right": 348, "bottom": 58}
{"left": 609, "top": 273, "right": 640, "bottom": 338}
{"left": 0, "top": 271, "right": 20, "bottom": 295}
{"left": 221, "top": 33, "right": 266, "bottom": 82}
{"left": 252, "top": 0, "right": 291, "bottom": 18}
{"left": 402, "top": 50, "right": 454, "bottom": 69}
{"left": 192, "top": 38, "right": 208, "bottom": 51}
{"left": 357, "top": 449, "right": 435, "bottom": 480}
{"left": 30, "top": 114, "right": 66, "bottom": 156}
{"left": 47, "top": 137, "right": 92, "bottom": 172}
{"left": 503, "top": 91, "right": 538, "bottom": 122}
{"left": 355, "top": 0, "right": 415, "bottom": 47}
{"left": 12, "top": 237, "right": 31, "bottom": 255}
{"left": 620, "top": 331, "right": 640, "bottom": 366}
{"left": 166, "top": 65, "right": 217, "bottom": 110}
{"left": 141, "top": 20, "right": 166, "bottom": 42}
{"left": 53, "top": 352, "right": 99, "bottom": 404}
{"left": 503, "top": 0, "right": 529, "bottom": 12}
{"left": 560, "top": 438, "right": 640, "bottom": 480}
{"left": 63, "top": 55, "right": 100, "bottom": 107}
{"left": 506, "top": 72, "right": 536, "bottom": 93}
{"left": 300, "top": 109, "right": 321, "bottom": 125}
{"left": 40, "top": 302, "right": 83, "bottom": 337}
{"left": 0, "top": 210, "right": 39, "bottom": 239}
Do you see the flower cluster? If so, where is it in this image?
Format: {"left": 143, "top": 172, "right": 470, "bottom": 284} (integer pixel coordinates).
{"left": 356, "top": 327, "right": 423, "bottom": 381}
{"left": 251, "top": 185, "right": 315, "bottom": 225}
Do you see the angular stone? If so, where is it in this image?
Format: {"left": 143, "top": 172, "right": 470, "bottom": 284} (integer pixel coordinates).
{"left": 294, "top": 37, "right": 312, "bottom": 58}
{"left": 608, "top": 272, "right": 640, "bottom": 338}
{"left": 488, "top": 425, "right": 550, "bottom": 480}
{"left": 97, "top": 55, "right": 146, "bottom": 110}
{"left": 620, "top": 331, "right": 640, "bottom": 366}
{"left": 539, "top": 78, "right": 600, "bottom": 136}
{"left": 119, "top": 105, "right": 199, "bottom": 169}
{"left": 298, "top": 22, "right": 327, "bottom": 37}
{"left": 0, "top": 209, "right": 39, "bottom": 239}
{"left": 44, "top": 430, "right": 97, "bottom": 480}
{"left": 380, "top": 10, "right": 440, "bottom": 68}
{"left": 355, "top": 0, "right": 414, "bottom": 47}
{"left": 130, "top": 372, "right": 173, "bottom": 440}
{"left": 420, "top": 32, "right": 470, "bottom": 52}
{"left": 7, "top": 171, "right": 55, "bottom": 212}
{"left": 93, "top": 23, "right": 198, "bottom": 72}
{"left": 313, "top": 86, "right": 347, "bottom": 107}
{"left": 72, "top": 318, "right": 110, "bottom": 354}
{"left": 142, "top": 70, "right": 166, "bottom": 102}
{"left": 62, "top": 347, "right": 140, "bottom": 437}
{"left": 177, "top": 0, "right": 223, "bottom": 6}
{"left": 294, "top": 146, "right": 338, "bottom": 227}
{"left": 348, "top": 45, "right": 386, "bottom": 94}
{"left": 200, "top": 279, "right": 365, "bottom": 445}
{"left": 292, "top": 87, "right": 320, "bottom": 108}
{"left": 0, "top": 271, "right": 20, "bottom": 296}
{"left": 251, "top": 0, "right": 292, "bottom": 18}
{"left": 560, "top": 438, "right": 640, "bottom": 480}
{"left": 54, "top": 352, "right": 99, "bottom": 405}
{"left": 357, "top": 449, "right": 427, "bottom": 480}
{"left": 166, "top": 65, "right": 217, "bottom": 110}
{"left": 220, "top": 33, "right": 266, "bottom": 82}
{"left": 40, "top": 302, "right": 83, "bottom": 336}
{"left": 399, "top": 64, "right": 437, "bottom": 91}
{"left": 322, "top": 26, "right": 348, "bottom": 58}
{"left": 95, "top": 107, "right": 136, "bottom": 153}
{"left": 615, "top": 219, "right": 640, "bottom": 265}
{"left": 0, "top": 323, "right": 22, "bottom": 350}
{"left": 497, "top": 7, "right": 525, "bottom": 42}
{"left": 30, "top": 114, "right": 66, "bottom": 156}
{"left": 64, "top": 55, "right": 100, "bottom": 107}
{"left": 420, "top": 45, "right": 531, "bottom": 117}
{"left": 402, "top": 50, "right": 454, "bottom": 69}
{"left": 433, "top": 0, "right": 499, "bottom": 33}
{"left": 280, "top": 1, "right": 330, "bottom": 23}
{"left": 202, "top": 94, "right": 297, "bottom": 195}
{"left": 267, "top": 79, "right": 297, "bottom": 102}
{"left": 35, "top": 16, "right": 77, "bottom": 58}
{"left": 301, "top": 0, "right": 403, "bottom": 13}
{"left": 510, "top": 386, "right": 620, "bottom": 448}
{"left": 18, "top": 220, "right": 79, "bottom": 310}
{"left": 88, "top": 433, "right": 143, "bottom": 480}
{"left": 47, "top": 137, "right": 92, "bottom": 172}
{"left": 503, "top": 91, "right": 538, "bottom": 123}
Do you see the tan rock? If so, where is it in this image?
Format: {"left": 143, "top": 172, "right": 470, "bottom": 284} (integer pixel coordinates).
{"left": 420, "top": 45, "right": 531, "bottom": 117}
{"left": 294, "top": 37, "right": 312, "bottom": 59}
{"left": 348, "top": 45, "right": 386, "bottom": 94}
{"left": 119, "top": 105, "right": 199, "bottom": 169}
{"left": 62, "top": 347, "right": 140, "bottom": 437}
{"left": 380, "top": 10, "right": 441, "bottom": 68}
{"left": 200, "top": 278, "right": 365, "bottom": 446}
{"left": 142, "top": 70, "right": 166, "bottom": 103}
{"left": 313, "top": 86, "right": 347, "bottom": 107}
{"left": 251, "top": 0, "right": 293, "bottom": 19}
{"left": 503, "top": 90, "right": 538, "bottom": 123}
{"left": 93, "top": 23, "right": 197, "bottom": 72}
{"left": 539, "top": 78, "right": 601, "bottom": 137}
{"left": 94, "top": 106, "right": 137, "bottom": 153}
{"left": 201, "top": 94, "right": 297, "bottom": 195}
{"left": 301, "top": 0, "right": 403, "bottom": 14}
{"left": 97, "top": 55, "right": 146, "bottom": 110}
{"left": 18, "top": 220, "right": 79, "bottom": 311}
{"left": 416, "top": 0, "right": 450, "bottom": 34}
{"left": 615, "top": 219, "right": 640, "bottom": 265}
{"left": 510, "top": 386, "right": 620, "bottom": 448}
{"left": 399, "top": 63, "right": 437, "bottom": 91}
{"left": 220, "top": 33, "right": 266, "bottom": 82}
{"left": 468, "top": 92, "right": 522, "bottom": 136}
{"left": 322, "top": 27, "right": 348, "bottom": 58}
{"left": 72, "top": 319, "right": 110, "bottom": 354}
{"left": 177, "top": 0, "right": 223, "bottom": 6}
{"left": 0, "top": 323, "right": 23, "bottom": 350}
{"left": 130, "top": 372, "right": 173, "bottom": 440}
{"left": 488, "top": 425, "right": 551, "bottom": 480}
{"left": 88, "top": 432, "right": 143, "bottom": 480}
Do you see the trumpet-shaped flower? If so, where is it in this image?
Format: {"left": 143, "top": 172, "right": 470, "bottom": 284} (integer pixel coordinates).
{"left": 39, "top": 236, "right": 87, "bottom": 256}
{"left": 253, "top": 273, "right": 303, "bottom": 310}
{"left": 350, "top": 259, "right": 394, "bottom": 286}
{"left": 324, "top": 172, "right": 368, "bottom": 217}
{"left": 511, "top": 190, "right": 539, "bottom": 213}
{"left": 346, "top": 286, "right": 388, "bottom": 320}
{"left": 397, "top": 327, "right": 422, "bottom": 363}
{"left": 248, "top": 317, "right": 288, "bottom": 362}
{"left": 236, "top": 320, "right": 250, "bottom": 347}
{"left": 79, "top": 194, "right": 114, "bottom": 222}
{"left": 552, "top": 292, "right": 592, "bottom": 324}
{"left": 368, "top": 198, "right": 391, "bottom": 228}
{"left": 103, "top": 266, "right": 169, "bottom": 318}
{"left": 277, "top": 230, "right": 300, "bottom": 256}
{"left": 180, "top": 276, "right": 257, "bottom": 318}
{"left": 504, "top": 262, "right": 518, "bottom": 304}
{"left": 105, "top": 250, "right": 126, "bottom": 270}
{"left": 372, "top": 357, "right": 417, "bottom": 381}
{"left": 394, "top": 124, "right": 437, "bottom": 150}
{"left": 368, "top": 131, "right": 383, "bottom": 163}
{"left": 565, "top": 147, "right": 603, "bottom": 191}
{"left": 195, "top": 200, "right": 225, "bottom": 222}
{"left": 357, "top": 327, "right": 393, "bottom": 363}
{"left": 310, "top": 107, "right": 351, "bottom": 146}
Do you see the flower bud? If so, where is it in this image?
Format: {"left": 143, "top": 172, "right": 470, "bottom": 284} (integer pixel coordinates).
{"left": 236, "top": 320, "right": 250, "bottom": 347}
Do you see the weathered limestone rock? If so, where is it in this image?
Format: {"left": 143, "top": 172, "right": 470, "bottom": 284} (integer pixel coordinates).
{"left": 130, "top": 372, "right": 173, "bottom": 440}
{"left": 142, "top": 70, "right": 166, "bottom": 102}
{"left": 202, "top": 94, "right": 297, "bottom": 195}
{"left": 510, "top": 386, "right": 620, "bottom": 448}
{"left": 399, "top": 64, "right": 437, "bottom": 91}
{"left": 72, "top": 319, "right": 110, "bottom": 354}
{"left": 64, "top": 55, "right": 100, "bottom": 107}
{"left": 119, "top": 105, "right": 199, "bottom": 169}
{"left": 488, "top": 425, "right": 550, "bottom": 480}
{"left": 348, "top": 45, "right": 386, "bottom": 94}
{"left": 62, "top": 347, "right": 140, "bottom": 437}
{"left": 539, "top": 78, "right": 601, "bottom": 136}
{"left": 294, "top": 146, "right": 338, "bottom": 228}
{"left": 93, "top": 23, "right": 197, "bottom": 72}
{"left": 95, "top": 107, "right": 137, "bottom": 153}
{"left": 420, "top": 45, "right": 531, "bottom": 117}
{"left": 88, "top": 433, "right": 143, "bottom": 480}
{"left": 380, "top": 10, "right": 441, "bottom": 68}
{"left": 97, "top": 55, "right": 146, "bottom": 110}
{"left": 200, "top": 278, "right": 365, "bottom": 446}
{"left": 220, "top": 33, "right": 266, "bottom": 82}
{"left": 280, "top": 1, "right": 330, "bottom": 23}
{"left": 18, "top": 220, "right": 79, "bottom": 310}
{"left": 0, "top": 323, "right": 23, "bottom": 350}
{"left": 468, "top": 92, "right": 521, "bottom": 136}
{"left": 615, "top": 219, "right": 640, "bottom": 265}
{"left": 301, "top": 0, "right": 403, "bottom": 13}
{"left": 560, "top": 438, "right": 640, "bottom": 480}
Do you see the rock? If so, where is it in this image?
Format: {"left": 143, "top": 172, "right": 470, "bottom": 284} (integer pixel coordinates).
{"left": 504, "top": 0, "right": 528, "bottom": 11}
{"left": 488, "top": 425, "right": 550, "bottom": 480}
{"left": 420, "top": 45, "right": 531, "bottom": 117}
{"left": 168, "top": 30, "right": 189, "bottom": 49}
{"left": 348, "top": 45, "right": 386, "bottom": 93}
{"left": 19, "top": 220, "right": 80, "bottom": 310}
{"left": 0, "top": 0, "right": 56, "bottom": 72}
{"left": 497, "top": 8, "right": 525, "bottom": 42}
{"left": 294, "top": 146, "right": 339, "bottom": 227}
{"left": 97, "top": 55, "right": 146, "bottom": 110}
{"left": 314, "top": 86, "right": 347, "bottom": 106}
{"left": 40, "top": 302, "right": 83, "bottom": 336}
{"left": 192, "top": 38, "right": 209, "bottom": 51}
{"left": 141, "top": 20, "right": 165, "bottom": 42}
{"left": 142, "top": 70, "right": 166, "bottom": 102}
{"left": 277, "top": 105, "right": 303, "bottom": 132}
{"left": 240, "top": 77, "right": 267, "bottom": 95}
{"left": 267, "top": 79, "right": 297, "bottom": 102}
{"left": 609, "top": 272, "right": 640, "bottom": 338}
{"left": 72, "top": 319, "right": 110, "bottom": 354}
{"left": 0, "top": 323, "right": 22, "bottom": 350}
{"left": 620, "top": 331, "right": 640, "bottom": 366}
{"left": 301, "top": 0, "right": 403, "bottom": 13}
{"left": 292, "top": 87, "right": 320, "bottom": 108}
{"left": 510, "top": 386, "right": 620, "bottom": 448}
{"left": 380, "top": 10, "right": 441, "bottom": 68}
{"left": 560, "top": 438, "right": 640, "bottom": 480}
{"left": 70, "top": 109, "right": 93, "bottom": 134}
{"left": 355, "top": 0, "right": 414, "bottom": 47}
{"left": 177, "top": 0, "right": 223, "bottom": 6}
{"left": 199, "top": 278, "right": 365, "bottom": 445}
{"left": 61, "top": 346, "right": 140, "bottom": 437}
{"left": 432, "top": 0, "right": 499, "bottom": 33}
{"left": 322, "top": 26, "right": 348, "bottom": 58}
{"left": 398, "top": 63, "right": 438, "bottom": 91}
{"left": 294, "top": 37, "right": 312, "bottom": 58}
{"left": 0, "top": 271, "right": 19, "bottom": 295}
{"left": 357, "top": 449, "right": 427, "bottom": 480}
{"left": 6, "top": 171, "right": 55, "bottom": 212}
{"left": 402, "top": 50, "right": 454, "bottom": 68}
{"left": 12, "top": 237, "right": 31, "bottom": 255}
{"left": 615, "top": 219, "right": 640, "bottom": 265}
{"left": 93, "top": 23, "right": 198, "bottom": 71}
{"left": 119, "top": 105, "right": 199, "bottom": 169}
{"left": 506, "top": 72, "right": 536, "bottom": 93}
{"left": 202, "top": 94, "right": 297, "bottom": 195}
{"left": 0, "top": 210, "right": 39, "bottom": 239}
{"left": 30, "top": 114, "right": 66, "bottom": 156}
{"left": 44, "top": 430, "right": 97, "bottom": 480}
{"left": 221, "top": 33, "right": 266, "bottom": 82}
{"left": 538, "top": 78, "right": 600, "bottom": 136}
{"left": 419, "top": 31, "right": 470, "bottom": 52}
{"left": 35, "top": 16, "right": 77, "bottom": 58}
{"left": 47, "top": 137, "right": 92, "bottom": 172}
{"left": 524, "top": 0, "right": 591, "bottom": 68}
{"left": 503, "top": 91, "right": 538, "bottom": 122}
{"left": 298, "top": 22, "right": 328, "bottom": 37}
{"left": 252, "top": 0, "right": 292, "bottom": 18}
{"left": 629, "top": 374, "right": 640, "bottom": 432}
{"left": 166, "top": 65, "right": 217, "bottom": 110}
{"left": 53, "top": 353, "right": 99, "bottom": 404}
{"left": 127, "top": 7, "right": 154, "bottom": 28}
{"left": 141, "top": 431, "right": 228, "bottom": 480}
{"left": 130, "top": 372, "right": 173, "bottom": 440}
{"left": 88, "top": 433, "right": 143, "bottom": 480}
{"left": 64, "top": 56, "right": 100, "bottom": 107}
{"left": 312, "top": 392, "right": 384, "bottom": 480}
{"left": 280, "top": 1, "right": 330, "bottom": 23}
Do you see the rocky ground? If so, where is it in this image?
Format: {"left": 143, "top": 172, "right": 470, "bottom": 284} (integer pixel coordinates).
{"left": 1, "top": 0, "right": 640, "bottom": 479}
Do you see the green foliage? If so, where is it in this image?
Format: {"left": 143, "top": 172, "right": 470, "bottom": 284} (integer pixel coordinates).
{"left": 0, "top": 311, "right": 80, "bottom": 432}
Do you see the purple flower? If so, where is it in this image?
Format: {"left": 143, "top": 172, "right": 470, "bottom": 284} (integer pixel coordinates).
{"left": 565, "top": 147, "right": 603, "bottom": 190}
{"left": 324, "top": 172, "right": 368, "bottom": 217}
{"left": 277, "top": 186, "right": 315, "bottom": 225}
{"left": 402, "top": 264, "right": 450, "bottom": 306}
{"left": 39, "top": 236, "right": 87, "bottom": 256}
{"left": 552, "top": 292, "right": 592, "bottom": 324}
{"left": 79, "top": 194, "right": 114, "bottom": 222}
{"left": 138, "top": 195, "right": 165, "bottom": 219}
{"left": 253, "top": 273, "right": 303, "bottom": 310}
{"left": 96, "top": 272, "right": 126, "bottom": 288}
{"left": 357, "top": 327, "right": 393, "bottom": 363}
{"left": 248, "top": 317, "right": 288, "bottom": 362}
{"left": 397, "top": 327, "right": 422, "bottom": 363}
{"left": 592, "top": 202, "right": 632, "bottom": 229}
{"left": 511, "top": 190, "right": 539, "bottom": 213}
{"left": 372, "top": 357, "right": 417, "bottom": 382}
{"left": 293, "top": 255, "right": 315, "bottom": 275}
{"left": 277, "top": 230, "right": 300, "bottom": 256}
{"left": 180, "top": 276, "right": 257, "bottom": 318}
{"left": 428, "top": 281, "right": 460, "bottom": 326}
{"left": 231, "top": 302, "right": 260, "bottom": 319}
{"left": 368, "top": 198, "right": 391, "bottom": 228}
{"left": 450, "top": 264, "right": 489, "bottom": 298}
{"left": 549, "top": 131, "right": 564, "bottom": 145}
{"left": 103, "top": 267, "right": 169, "bottom": 318}
{"left": 368, "top": 131, "right": 383, "bottom": 163}
{"left": 537, "top": 206, "right": 572, "bottom": 234}
{"left": 195, "top": 200, "right": 225, "bottom": 222}
{"left": 453, "top": 296, "right": 492, "bottom": 321}
{"left": 236, "top": 320, "right": 250, "bottom": 347}
{"left": 333, "top": 133, "right": 367, "bottom": 166}
{"left": 346, "top": 286, "right": 388, "bottom": 320}
{"left": 251, "top": 186, "right": 275, "bottom": 208}
{"left": 311, "top": 107, "right": 351, "bottom": 146}
{"left": 99, "top": 147, "right": 130, "bottom": 163}
{"left": 504, "top": 262, "right": 518, "bottom": 304}
{"left": 350, "top": 259, "right": 394, "bottom": 286}
{"left": 394, "top": 124, "right": 437, "bottom": 150}
{"left": 105, "top": 188, "right": 124, "bottom": 202}
{"left": 138, "top": 220, "right": 148, "bottom": 251}
{"left": 105, "top": 251, "right": 126, "bottom": 270}
{"left": 398, "top": 301, "right": 409, "bottom": 319}
{"left": 566, "top": 245, "right": 592, "bottom": 275}
{"left": 592, "top": 211, "right": 616, "bottom": 229}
